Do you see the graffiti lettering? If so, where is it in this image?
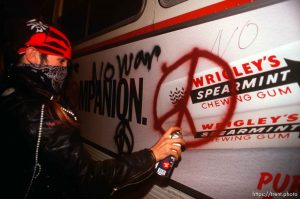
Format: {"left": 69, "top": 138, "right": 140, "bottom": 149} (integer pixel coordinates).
{"left": 117, "top": 45, "right": 161, "bottom": 78}
{"left": 211, "top": 20, "right": 258, "bottom": 57}
{"left": 79, "top": 46, "right": 161, "bottom": 154}
{"left": 114, "top": 120, "right": 134, "bottom": 154}
{"left": 238, "top": 20, "right": 259, "bottom": 49}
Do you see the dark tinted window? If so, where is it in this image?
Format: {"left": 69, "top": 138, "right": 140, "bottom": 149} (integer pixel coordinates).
{"left": 60, "top": 0, "right": 145, "bottom": 43}
{"left": 60, "top": 0, "right": 89, "bottom": 43}
{"left": 88, "top": 0, "right": 144, "bottom": 35}
{"left": 159, "top": 0, "right": 187, "bottom": 8}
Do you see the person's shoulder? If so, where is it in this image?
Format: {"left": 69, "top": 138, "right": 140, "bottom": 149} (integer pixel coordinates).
{"left": 0, "top": 85, "right": 43, "bottom": 114}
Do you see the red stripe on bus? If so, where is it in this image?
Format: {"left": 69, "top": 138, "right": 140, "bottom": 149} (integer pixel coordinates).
{"left": 154, "top": 0, "right": 253, "bottom": 30}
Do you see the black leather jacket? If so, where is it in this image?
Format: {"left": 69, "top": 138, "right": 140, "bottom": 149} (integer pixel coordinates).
{"left": 0, "top": 73, "right": 156, "bottom": 199}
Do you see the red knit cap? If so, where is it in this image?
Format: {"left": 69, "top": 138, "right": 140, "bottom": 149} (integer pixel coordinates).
{"left": 17, "top": 19, "right": 71, "bottom": 59}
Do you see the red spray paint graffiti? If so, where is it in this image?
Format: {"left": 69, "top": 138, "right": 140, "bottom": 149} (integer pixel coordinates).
{"left": 153, "top": 48, "right": 237, "bottom": 148}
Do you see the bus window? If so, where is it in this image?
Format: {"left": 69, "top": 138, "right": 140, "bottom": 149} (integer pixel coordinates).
{"left": 60, "top": 0, "right": 145, "bottom": 43}
{"left": 88, "top": 0, "right": 145, "bottom": 36}
{"left": 159, "top": 0, "right": 187, "bottom": 8}
{"left": 60, "top": 0, "right": 89, "bottom": 43}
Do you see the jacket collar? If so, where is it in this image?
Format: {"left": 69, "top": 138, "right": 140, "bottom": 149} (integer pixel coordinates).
{"left": 11, "top": 71, "right": 56, "bottom": 100}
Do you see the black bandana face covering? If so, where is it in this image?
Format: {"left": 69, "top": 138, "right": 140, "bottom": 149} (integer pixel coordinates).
{"left": 16, "top": 63, "right": 68, "bottom": 93}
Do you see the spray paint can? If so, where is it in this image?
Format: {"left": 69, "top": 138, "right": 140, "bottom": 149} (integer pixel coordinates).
{"left": 155, "top": 131, "right": 182, "bottom": 177}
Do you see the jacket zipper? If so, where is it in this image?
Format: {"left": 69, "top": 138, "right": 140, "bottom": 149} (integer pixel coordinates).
{"left": 110, "top": 166, "right": 154, "bottom": 196}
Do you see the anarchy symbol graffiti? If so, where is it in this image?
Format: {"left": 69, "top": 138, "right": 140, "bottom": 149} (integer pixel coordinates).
{"left": 153, "top": 48, "right": 237, "bottom": 148}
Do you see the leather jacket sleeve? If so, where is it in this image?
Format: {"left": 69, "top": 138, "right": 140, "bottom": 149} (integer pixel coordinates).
{"left": 0, "top": 86, "right": 156, "bottom": 198}
{"left": 40, "top": 104, "right": 156, "bottom": 197}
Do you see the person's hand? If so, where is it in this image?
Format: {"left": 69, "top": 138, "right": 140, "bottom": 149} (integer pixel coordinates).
{"left": 150, "top": 126, "right": 186, "bottom": 162}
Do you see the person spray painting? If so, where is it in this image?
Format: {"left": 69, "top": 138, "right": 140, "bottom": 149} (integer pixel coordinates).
{"left": 0, "top": 18, "right": 185, "bottom": 199}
